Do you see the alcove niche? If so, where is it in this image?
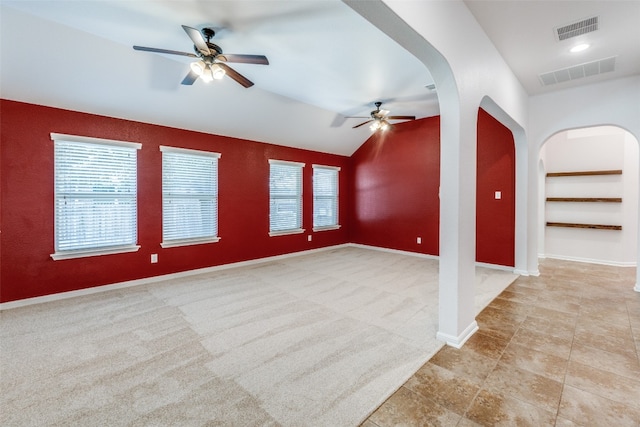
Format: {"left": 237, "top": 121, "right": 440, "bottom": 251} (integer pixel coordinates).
{"left": 540, "top": 126, "right": 638, "bottom": 266}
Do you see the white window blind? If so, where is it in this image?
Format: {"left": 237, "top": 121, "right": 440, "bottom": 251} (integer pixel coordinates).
{"left": 161, "top": 146, "right": 220, "bottom": 247}
{"left": 313, "top": 165, "right": 340, "bottom": 230}
{"left": 269, "top": 160, "right": 304, "bottom": 236}
{"left": 51, "top": 133, "right": 141, "bottom": 260}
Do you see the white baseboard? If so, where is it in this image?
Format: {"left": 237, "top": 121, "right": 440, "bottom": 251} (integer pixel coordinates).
{"left": 543, "top": 254, "right": 636, "bottom": 267}
{"left": 514, "top": 268, "right": 540, "bottom": 277}
{"left": 0, "top": 244, "right": 351, "bottom": 311}
{"left": 3, "top": 243, "right": 524, "bottom": 310}
{"left": 436, "top": 321, "right": 479, "bottom": 349}
{"left": 475, "top": 261, "right": 516, "bottom": 273}
{"left": 350, "top": 244, "right": 518, "bottom": 274}
{"left": 348, "top": 243, "right": 439, "bottom": 260}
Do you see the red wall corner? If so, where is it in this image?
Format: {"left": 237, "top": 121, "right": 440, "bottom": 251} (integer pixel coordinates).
{"left": 349, "top": 117, "right": 441, "bottom": 255}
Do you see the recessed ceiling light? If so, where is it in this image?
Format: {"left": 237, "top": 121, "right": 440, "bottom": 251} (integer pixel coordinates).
{"left": 570, "top": 43, "right": 590, "bottom": 53}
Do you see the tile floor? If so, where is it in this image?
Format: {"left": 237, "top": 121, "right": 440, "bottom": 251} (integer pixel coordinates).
{"left": 361, "top": 258, "right": 640, "bottom": 426}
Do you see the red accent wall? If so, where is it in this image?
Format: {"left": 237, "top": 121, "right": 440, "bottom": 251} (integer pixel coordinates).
{"left": 476, "top": 108, "right": 515, "bottom": 267}
{"left": 349, "top": 111, "right": 515, "bottom": 266}
{"left": 349, "top": 117, "right": 441, "bottom": 255}
{"left": 0, "top": 100, "right": 350, "bottom": 303}
{"left": 1, "top": 100, "right": 515, "bottom": 303}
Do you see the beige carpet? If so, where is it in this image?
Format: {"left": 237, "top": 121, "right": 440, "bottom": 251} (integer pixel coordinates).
{"left": 1, "top": 246, "right": 518, "bottom": 426}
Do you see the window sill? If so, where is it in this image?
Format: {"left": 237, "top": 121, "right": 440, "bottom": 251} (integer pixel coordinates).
{"left": 51, "top": 245, "right": 141, "bottom": 261}
{"left": 160, "top": 237, "right": 220, "bottom": 248}
{"left": 269, "top": 228, "right": 305, "bottom": 237}
{"left": 312, "top": 225, "right": 341, "bottom": 232}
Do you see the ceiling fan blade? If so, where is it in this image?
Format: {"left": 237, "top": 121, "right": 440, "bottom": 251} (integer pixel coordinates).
{"left": 387, "top": 115, "right": 416, "bottom": 120}
{"left": 353, "top": 120, "right": 373, "bottom": 129}
{"left": 218, "top": 63, "right": 254, "bottom": 88}
{"left": 181, "top": 70, "right": 199, "bottom": 85}
{"left": 219, "top": 54, "right": 269, "bottom": 65}
{"left": 182, "top": 25, "right": 211, "bottom": 55}
{"left": 133, "top": 45, "right": 197, "bottom": 58}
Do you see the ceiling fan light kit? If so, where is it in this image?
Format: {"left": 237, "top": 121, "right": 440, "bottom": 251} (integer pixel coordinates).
{"left": 370, "top": 119, "right": 389, "bottom": 131}
{"left": 190, "top": 61, "right": 226, "bottom": 82}
{"left": 349, "top": 101, "right": 416, "bottom": 132}
{"left": 133, "top": 25, "right": 268, "bottom": 88}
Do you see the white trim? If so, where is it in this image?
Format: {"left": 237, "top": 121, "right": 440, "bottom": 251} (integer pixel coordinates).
{"left": 436, "top": 321, "right": 479, "bottom": 349}
{"left": 1, "top": 244, "right": 351, "bottom": 311}
{"left": 312, "top": 225, "right": 341, "bottom": 232}
{"left": 475, "top": 261, "right": 516, "bottom": 273}
{"left": 543, "top": 254, "right": 637, "bottom": 267}
{"left": 50, "top": 133, "right": 141, "bottom": 150}
{"left": 514, "top": 268, "right": 540, "bottom": 277}
{"left": 160, "top": 145, "right": 221, "bottom": 158}
{"left": 161, "top": 237, "right": 220, "bottom": 248}
{"left": 269, "top": 228, "right": 305, "bottom": 237}
{"left": 50, "top": 245, "right": 141, "bottom": 260}
{"left": 312, "top": 164, "right": 341, "bottom": 171}
{"left": 349, "top": 243, "right": 522, "bottom": 274}
{"left": 349, "top": 243, "right": 440, "bottom": 260}
{"left": 2, "top": 242, "right": 525, "bottom": 310}
{"left": 268, "top": 159, "right": 305, "bottom": 168}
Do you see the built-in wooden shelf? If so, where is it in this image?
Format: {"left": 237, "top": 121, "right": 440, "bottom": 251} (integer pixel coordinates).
{"left": 546, "top": 222, "right": 622, "bottom": 231}
{"left": 546, "top": 170, "right": 622, "bottom": 177}
{"left": 545, "top": 170, "right": 624, "bottom": 231}
{"left": 546, "top": 197, "right": 622, "bottom": 203}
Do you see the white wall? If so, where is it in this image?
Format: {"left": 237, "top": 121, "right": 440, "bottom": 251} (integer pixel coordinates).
{"left": 530, "top": 76, "right": 640, "bottom": 287}
{"left": 541, "top": 126, "right": 638, "bottom": 265}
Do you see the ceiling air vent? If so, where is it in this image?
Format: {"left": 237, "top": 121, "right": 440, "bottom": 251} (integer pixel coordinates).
{"left": 538, "top": 56, "right": 616, "bottom": 86}
{"left": 555, "top": 16, "right": 599, "bottom": 41}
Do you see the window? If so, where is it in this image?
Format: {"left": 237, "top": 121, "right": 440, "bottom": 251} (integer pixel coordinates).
{"left": 51, "top": 133, "right": 141, "bottom": 260}
{"left": 161, "top": 146, "right": 220, "bottom": 247}
{"left": 269, "top": 159, "right": 304, "bottom": 236}
{"left": 313, "top": 165, "right": 340, "bottom": 231}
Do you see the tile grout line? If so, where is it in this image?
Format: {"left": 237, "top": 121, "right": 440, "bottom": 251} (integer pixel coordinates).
{"left": 459, "top": 279, "right": 529, "bottom": 424}
{"left": 553, "top": 285, "right": 581, "bottom": 424}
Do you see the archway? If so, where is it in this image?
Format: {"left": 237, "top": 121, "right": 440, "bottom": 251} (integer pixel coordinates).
{"left": 345, "top": 0, "right": 482, "bottom": 348}
{"left": 346, "top": 0, "right": 533, "bottom": 347}
{"left": 539, "top": 125, "right": 638, "bottom": 273}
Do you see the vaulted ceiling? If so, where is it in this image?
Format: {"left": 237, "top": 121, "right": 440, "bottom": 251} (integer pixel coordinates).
{"left": 1, "top": 1, "right": 637, "bottom": 156}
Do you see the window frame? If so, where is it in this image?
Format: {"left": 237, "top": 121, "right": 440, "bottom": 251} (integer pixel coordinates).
{"left": 268, "top": 159, "right": 305, "bottom": 237}
{"left": 312, "top": 164, "right": 341, "bottom": 232}
{"left": 50, "top": 133, "right": 141, "bottom": 261}
{"left": 160, "top": 146, "right": 221, "bottom": 248}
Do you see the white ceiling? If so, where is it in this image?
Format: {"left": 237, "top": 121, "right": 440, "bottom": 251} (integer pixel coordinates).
{"left": 1, "top": 1, "right": 638, "bottom": 156}
{"left": 464, "top": 0, "right": 640, "bottom": 95}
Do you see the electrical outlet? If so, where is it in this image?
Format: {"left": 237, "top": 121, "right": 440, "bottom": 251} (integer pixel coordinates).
{"left": 308, "top": 235, "right": 312, "bottom": 242}
{"left": 151, "top": 254, "right": 158, "bottom": 263}
{"left": 495, "top": 191, "right": 502, "bottom": 200}
{"left": 417, "top": 237, "right": 422, "bottom": 244}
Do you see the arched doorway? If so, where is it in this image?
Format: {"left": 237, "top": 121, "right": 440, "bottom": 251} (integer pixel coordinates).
{"left": 539, "top": 125, "right": 638, "bottom": 267}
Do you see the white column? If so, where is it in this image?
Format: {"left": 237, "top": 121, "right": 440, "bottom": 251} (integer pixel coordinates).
{"left": 436, "top": 105, "right": 479, "bottom": 348}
